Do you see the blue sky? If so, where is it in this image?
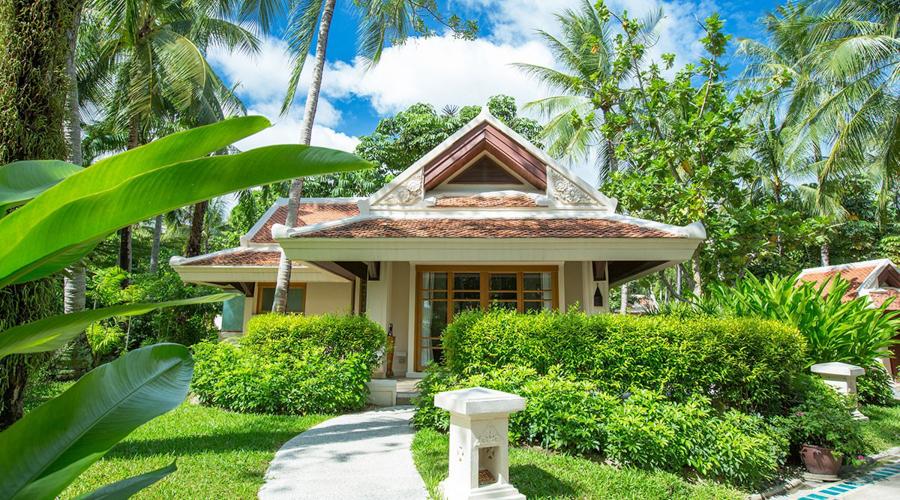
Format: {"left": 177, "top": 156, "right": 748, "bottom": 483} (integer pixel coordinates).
{"left": 207, "top": 0, "right": 782, "bottom": 174}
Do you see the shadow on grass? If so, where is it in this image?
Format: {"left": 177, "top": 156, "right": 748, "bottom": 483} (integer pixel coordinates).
{"left": 104, "top": 431, "right": 301, "bottom": 459}
{"left": 511, "top": 463, "right": 577, "bottom": 498}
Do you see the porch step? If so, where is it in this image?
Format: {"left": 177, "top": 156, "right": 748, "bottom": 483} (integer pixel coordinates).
{"left": 397, "top": 391, "right": 420, "bottom": 405}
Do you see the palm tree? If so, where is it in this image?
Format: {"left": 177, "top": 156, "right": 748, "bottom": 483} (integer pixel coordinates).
{"left": 261, "top": 0, "right": 477, "bottom": 313}
{"left": 79, "top": 0, "right": 257, "bottom": 276}
{"left": 516, "top": 0, "right": 660, "bottom": 180}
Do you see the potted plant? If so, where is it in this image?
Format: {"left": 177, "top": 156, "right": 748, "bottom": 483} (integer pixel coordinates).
{"left": 790, "top": 379, "right": 864, "bottom": 478}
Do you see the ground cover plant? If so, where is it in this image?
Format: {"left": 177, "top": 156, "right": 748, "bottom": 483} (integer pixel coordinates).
{"left": 192, "top": 313, "right": 386, "bottom": 414}
{"left": 412, "top": 428, "right": 745, "bottom": 500}
{"left": 415, "top": 308, "right": 878, "bottom": 491}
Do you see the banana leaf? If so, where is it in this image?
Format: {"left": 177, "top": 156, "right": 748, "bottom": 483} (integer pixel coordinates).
{"left": 0, "top": 143, "right": 371, "bottom": 287}
{"left": 0, "top": 344, "right": 193, "bottom": 500}
{"left": 0, "top": 293, "right": 239, "bottom": 359}
{"left": 0, "top": 160, "right": 83, "bottom": 215}
{"left": 74, "top": 462, "right": 177, "bottom": 500}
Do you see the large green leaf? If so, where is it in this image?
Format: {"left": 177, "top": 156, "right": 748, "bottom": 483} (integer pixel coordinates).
{"left": 0, "top": 344, "right": 193, "bottom": 500}
{"left": 0, "top": 293, "right": 238, "bottom": 359}
{"left": 75, "top": 462, "right": 176, "bottom": 500}
{"left": 0, "top": 116, "right": 270, "bottom": 271}
{"left": 0, "top": 144, "right": 371, "bottom": 286}
{"left": 0, "top": 160, "right": 83, "bottom": 215}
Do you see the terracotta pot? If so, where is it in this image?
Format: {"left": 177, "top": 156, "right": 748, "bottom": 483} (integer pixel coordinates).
{"left": 800, "top": 444, "right": 843, "bottom": 476}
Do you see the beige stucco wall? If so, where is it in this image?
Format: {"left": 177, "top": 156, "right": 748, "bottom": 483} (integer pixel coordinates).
{"left": 305, "top": 282, "right": 353, "bottom": 315}
{"left": 564, "top": 261, "right": 585, "bottom": 311}
{"left": 390, "top": 262, "right": 411, "bottom": 376}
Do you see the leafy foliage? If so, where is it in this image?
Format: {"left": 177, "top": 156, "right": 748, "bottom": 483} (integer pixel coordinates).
{"left": 191, "top": 314, "right": 387, "bottom": 414}
{"left": 697, "top": 274, "right": 900, "bottom": 367}
{"left": 857, "top": 365, "right": 896, "bottom": 406}
{"left": 778, "top": 376, "right": 865, "bottom": 458}
{"left": 442, "top": 309, "right": 806, "bottom": 414}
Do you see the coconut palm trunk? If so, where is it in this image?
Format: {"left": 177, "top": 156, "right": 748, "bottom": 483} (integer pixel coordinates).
{"left": 149, "top": 214, "right": 163, "bottom": 272}
{"left": 185, "top": 201, "right": 207, "bottom": 257}
{"left": 272, "top": 0, "right": 336, "bottom": 313}
{"left": 118, "top": 116, "right": 140, "bottom": 282}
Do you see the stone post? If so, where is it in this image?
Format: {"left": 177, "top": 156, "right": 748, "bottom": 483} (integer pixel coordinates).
{"left": 811, "top": 362, "right": 868, "bottom": 421}
{"left": 434, "top": 387, "right": 526, "bottom": 500}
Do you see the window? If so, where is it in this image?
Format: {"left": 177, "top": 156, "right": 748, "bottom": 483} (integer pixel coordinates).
{"left": 256, "top": 284, "right": 306, "bottom": 314}
{"left": 416, "top": 266, "right": 557, "bottom": 370}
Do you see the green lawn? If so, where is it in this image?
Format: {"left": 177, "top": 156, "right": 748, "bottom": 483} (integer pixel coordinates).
{"left": 24, "top": 380, "right": 329, "bottom": 499}
{"left": 60, "top": 403, "right": 328, "bottom": 498}
{"left": 861, "top": 403, "right": 900, "bottom": 453}
{"left": 411, "top": 428, "right": 745, "bottom": 500}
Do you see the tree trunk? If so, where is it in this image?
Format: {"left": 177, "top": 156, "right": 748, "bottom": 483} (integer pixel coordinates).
{"left": 0, "top": 0, "right": 75, "bottom": 428}
{"left": 820, "top": 242, "right": 830, "bottom": 267}
{"left": 186, "top": 201, "right": 207, "bottom": 257}
{"left": 272, "top": 0, "right": 336, "bottom": 313}
{"left": 691, "top": 257, "right": 703, "bottom": 296}
{"left": 118, "top": 115, "right": 141, "bottom": 281}
{"left": 149, "top": 214, "right": 162, "bottom": 272}
{"left": 600, "top": 108, "right": 617, "bottom": 177}
{"left": 619, "top": 283, "right": 628, "bottom": 314}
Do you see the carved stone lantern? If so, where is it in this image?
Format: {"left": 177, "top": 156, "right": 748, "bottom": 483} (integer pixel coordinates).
{"left": 434, "top": 387, "right": 526, "bottom": 500}
{"left": 811, "top": 362, "right": 868, "bottom": 420}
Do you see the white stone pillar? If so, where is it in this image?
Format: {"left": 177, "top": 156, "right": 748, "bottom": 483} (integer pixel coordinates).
{"left": 810, "top": 362, "right": 868, "bottom": 420}
{"left": 435, "top": 387, "right": 526, "bottom": 500}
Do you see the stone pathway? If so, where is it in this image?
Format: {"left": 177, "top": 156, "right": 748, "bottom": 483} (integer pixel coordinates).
{"left": 784, "top": 453, "right": 900, "bottom": 500}
{"left": 259, "top": 406, "right": 427, "bottom": 500}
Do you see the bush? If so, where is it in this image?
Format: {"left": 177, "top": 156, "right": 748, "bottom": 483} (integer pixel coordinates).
{"left": 442, "top": 309, "right": 805, "bottom": 414}
{"left": 858, "top": 365, "right": 895, "bottom": 406}
{"left": 192, "top": 314, "right": 386, "bottom": 415}
{"left": 783, "top": 376, "right": 865, "bottom": 458}
{"left": 606, "top": 390, "right": 787, "bottom": 489}
{"left": 245, "top": 313, "right": 386, "bottom": 370}
{"left": 700, "top": 274, "right": 900, "bottom": 368}
{"left": 192, "top": 342, "right": 371, "bottom": 414}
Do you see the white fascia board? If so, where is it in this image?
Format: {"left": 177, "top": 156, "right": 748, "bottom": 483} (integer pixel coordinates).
{"left": 172, "top": 262, "right": 349, "bottom": 284}
{"left": 278, "top": 237, "right": 702, "bottom": 263}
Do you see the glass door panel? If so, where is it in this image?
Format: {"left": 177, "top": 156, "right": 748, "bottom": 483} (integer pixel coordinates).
{"left": 419, "top": 272, "right": 448, "bottom": 367}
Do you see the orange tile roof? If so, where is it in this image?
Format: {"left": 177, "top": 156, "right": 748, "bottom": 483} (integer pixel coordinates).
{"left": 250, "top": 202, "right": 360, "bottom": 243}
{"left": 867, "top": 290, "right": 900, "bottom": 311}
{"left": 295, "top": 218, "right": 678, "bottom": 239}
{"left": 798, "top": 263, "right": 880, "bottom": 300}
{"left": 183, "top": 249, "right": 282, "bottom": 266}
{"left": 433, "top": 194, "right": 538, "bottom": 208}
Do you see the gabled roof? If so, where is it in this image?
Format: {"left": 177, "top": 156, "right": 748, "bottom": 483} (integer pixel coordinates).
{"left": 243, "top": 198, "right": 361, "bottom": 245}
{"left": 363, "top": 108, "right": 617, "bottom": 211}
{"left": 798, "top": 258, "right": 900, "bottom": 309}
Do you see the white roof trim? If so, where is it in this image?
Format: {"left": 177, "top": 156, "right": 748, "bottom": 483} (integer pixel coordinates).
{"left": 170, "top": 245, "right": 281, "bottom": 267}
{"left": 798, "top": 258, "right": 897, "bottom": 293}
{"left": 240, "top": 196, "right": 367, "bottom": 246}
{"left": 366, "top": 109, "right": 617, "bottom": 211}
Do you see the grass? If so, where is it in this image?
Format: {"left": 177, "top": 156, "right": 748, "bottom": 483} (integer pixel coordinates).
{"left": 24, "top": 380, "right": 329, "bottom": 499}
{"left": 861, "top": 403, "right": 900, "bottom": 453}
{"left": 411, "top": 428, "right": 745, "bottom": 500}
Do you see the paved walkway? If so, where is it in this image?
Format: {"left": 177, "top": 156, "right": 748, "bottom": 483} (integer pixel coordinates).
{"left": 785, "top": 453, "right": 900, "bottom": 500}
{"left": 259, "top": 406, "right": 427, "bottom": 500}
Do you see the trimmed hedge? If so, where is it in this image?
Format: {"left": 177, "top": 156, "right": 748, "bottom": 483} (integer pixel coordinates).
{"left": 443, "top": 310, "right": 806, "bottom": 414}
{"left": 413, "top": 366, "right": 787, "bottom": 489}
{"left": 192, "top": 314, "right": 386, "bottom": 415}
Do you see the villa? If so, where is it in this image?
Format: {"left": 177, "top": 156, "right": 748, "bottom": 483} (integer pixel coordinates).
{"left": 171, "top": 110, "right": 706, "bottom": 377}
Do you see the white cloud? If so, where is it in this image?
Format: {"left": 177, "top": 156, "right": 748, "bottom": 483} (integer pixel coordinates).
{"left": 323, "top": 35, "right": 556, "bottom": 115}
{"left": 459, "top": 0, "right": 713, "bottom": 68}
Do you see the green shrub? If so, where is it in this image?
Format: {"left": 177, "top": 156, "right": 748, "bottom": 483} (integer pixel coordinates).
{"left": 606, "top": 390, "right": 786, "bottom": 489}
{"left": 857, "top": 365, "right": 895, "bottom": 406}
{"left": 783, "top": 376, "right": 865, "bottom": 458}
{"left": 84, "top": 322, "right": 124, "bottom": 359}
{"left": 700, "top": 274, "right": 900, "bottom": 368}
{"left": 192, "top": 342, "right": 370, "bottom": 414}
{"left": 191, "top": 314, "right": 386, "bottom": 415}
{"left": 245, "top": 313, "right": 386, "bottom": 370}
{"left": 442, "top": 309, "right": 805, "bottom": 414}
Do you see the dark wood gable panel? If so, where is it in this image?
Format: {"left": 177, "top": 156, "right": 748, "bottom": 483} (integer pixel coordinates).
{"left": 423, "top": 122, "right": 547, "bottom": 190}
{"left": 448, "top": 156, "right": 524, "bottom": 185}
